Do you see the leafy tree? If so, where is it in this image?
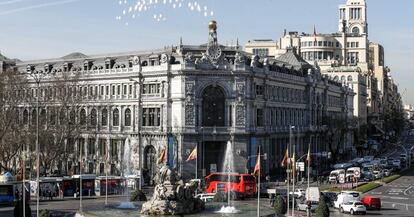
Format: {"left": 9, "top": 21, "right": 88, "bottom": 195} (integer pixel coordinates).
{"left": 273, "top": 196, "right": 287, "bottom": 215}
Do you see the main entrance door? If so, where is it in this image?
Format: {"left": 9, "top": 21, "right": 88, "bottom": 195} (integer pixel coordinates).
{"left": 144, "top": 145, "right": 157, "bottom": 185}
{"left": 203, "top": 141, "right": 226, "bottom": 175}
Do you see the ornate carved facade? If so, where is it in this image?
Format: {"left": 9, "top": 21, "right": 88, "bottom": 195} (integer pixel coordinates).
{"left": 5, "top": 21, "right": 354, "bottom": 181}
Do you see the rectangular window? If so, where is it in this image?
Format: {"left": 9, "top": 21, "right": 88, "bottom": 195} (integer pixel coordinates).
{"left": 256, "top": 85, "right": 264, "bottom": 96}
{"left": 323, "top": 41, "right": 327, "bottom": 46}
{"left": 129, "top": 85, "right": 133, "bottom": 95}
{"left": 101, "top": 86, "right": 104, "bottom": 96}
{"left": 123, "top": 85, "right": 127, "bottom": 95}
{"left": 111, "top": 86, "right": 115, "bottom": 95}
{"left": 117, "top": 85, "right": 121, "bottom": 95}
{"left": 256, "top": 109, "right": 264, "bottom": 127}
{"left": 318, "top": 41, "right": 322, "bottom": 46}
{"left": 98, "top": 139, "right": 106, "bottom": 157}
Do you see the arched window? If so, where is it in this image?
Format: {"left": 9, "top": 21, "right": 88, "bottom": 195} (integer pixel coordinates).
{"left": 90, "top": 109, "right": 97, "bottom": 126}
{"left": 102, "top": 109, "right": 108, "bottom": 126}
{"left": 333, "top": 76, "right": 339, "bottom": 81}
{"left": 79, "top": 109, "right": 86, "bottom": 125}
{"left": 202, "top": 86, "right": 225, "bottom": 127}
{"left": 23, "top": 109, "right": 28, "bottom": 125}
{"left": 113, "top": 109, "right": 119, "bottom": 126}
{"left": 49, "top": 108, "right": 56, "bottom": 125}
{"left": 348, "top": 75, "right": 353, "bottom": 82}
{"left": 124, "top": 108, "right": 131, "bottom": 126}
{"left": 59, "top": 109, "right": 66, "bottom": 124}
{"left": 31, "top": 109, "right": 37, "bottom": 126}
{"left": 341, "top": 76, "right": 346, "bottom": 81}
{"left": 40, "top": 109, "right": 46, "bottom": 126}
{"left": 69, "top": 110, "right": 76, "bottom": 125}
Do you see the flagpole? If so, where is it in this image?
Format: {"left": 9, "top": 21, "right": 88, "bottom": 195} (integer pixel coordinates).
{"left": 257, "top": 145, "right": 260, "bottom": 217}
{"left": 79, "top": 141, "right": 83, "bottom": 213}
{"left": 307, "top": 144, "right": 310, "bottom": 192}
{"left": 23, "top": 150, "right": 25, "bottom": 217}
{"left": 105, "top": 142, "right": 108, "bottom": 206}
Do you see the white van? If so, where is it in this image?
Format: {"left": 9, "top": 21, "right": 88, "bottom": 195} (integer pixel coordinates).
{"left": 346, "top": 167, "right": 361, "bottom": 180}
{"left": 329, "top": 169, "right": 345, "bottom": 183}
{"left": 334, "top": 191, "right": 361, "bottom": 209}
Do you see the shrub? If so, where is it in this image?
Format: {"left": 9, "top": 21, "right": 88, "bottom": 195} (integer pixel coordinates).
{"left": 39, "top": 210, "right": 51, "bottom": 217}
{"left": 273, "top": 196, "right": 286, "bottom": 215}
{"left": 315, "top": 195, "right": 329, "bottom": 217}
{"left": 130, "top": 189, "right": 147, "bottom": 202}
{"left": 212, "top": 191, "right": 227, "bottom": 203}
{"left": 13, "top": 200, "right": 32, "bottom": 217}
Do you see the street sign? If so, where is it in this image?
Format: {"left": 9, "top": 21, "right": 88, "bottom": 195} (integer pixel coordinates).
{"left": 354, "top": 167, "right": 361, "bottom": 178}
{"left": 339, "top": 173, "right": 345, "bottom": 184}
{"left": 297, "top": 162, "right": 305, "bottom": 172}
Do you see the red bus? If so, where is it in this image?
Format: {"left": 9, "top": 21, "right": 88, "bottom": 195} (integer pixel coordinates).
{"left": 204, "top": 173, "right": 256, "bottom": 198}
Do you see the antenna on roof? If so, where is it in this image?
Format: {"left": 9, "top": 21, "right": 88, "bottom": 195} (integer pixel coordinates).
{"left": 236, "top": 38, "right": 239, "bottom": 50}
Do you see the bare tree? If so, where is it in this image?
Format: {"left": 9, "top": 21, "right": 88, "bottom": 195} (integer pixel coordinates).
{"left": 0, "top": 69, "right": 28, "bottom": 173}
{"left": 24, "top": 71, "right": 90, "bottom": 176}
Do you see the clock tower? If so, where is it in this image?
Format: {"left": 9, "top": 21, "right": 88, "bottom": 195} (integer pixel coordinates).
{"left": 338, "top": 0, "right": 368, "bottom": 36}
{"left": 206, "top": 20, "right": 222, "bottom": 64}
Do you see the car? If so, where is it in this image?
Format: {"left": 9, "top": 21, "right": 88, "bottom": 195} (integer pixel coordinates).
{"left": 334, "top": 191, "right": 360, "bottom": 209}
{"left": 362, "top": 196, "right": 381, "bottom": 210}
{"left": 340, "top": 201, "right": 367, "bottom": 215}
{"left": 290, "top": 188, "right": 306, "bottom": 198}
{"left": 297, "top": 201, "right": 319, "bottom": 212}
{"left": 372, "top": 170, "right": 383, "bottom": 179}
{"left": 392, "top": 160, "right": 401, "bottom": 170}
{"left": 363, "top": 156, "right": 374, "bottom": 162}
{"left": 195, "top": 193, "right": 215, "bottom": 203}
{"left": 383, "top": 169, "right": 391, "bottom": 177}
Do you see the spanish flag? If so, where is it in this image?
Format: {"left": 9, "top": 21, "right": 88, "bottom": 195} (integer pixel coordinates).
{"left": 281, "top": 148, "right": 289, "bottom": 167}
{"left": 306, "top": 145, "right": 311, "bottom": 165}
{"left": 186, "top": 147, "right": 197, "bottom": 162}
{"left": 253, "top": 153, "right": 261, "bottom": 177}
{"left": 158, "top": 147, "right": 168, "bottom": 164}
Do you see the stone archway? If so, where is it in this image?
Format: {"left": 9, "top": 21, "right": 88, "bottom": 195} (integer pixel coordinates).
{"left": 202, "top": 85, "right": 226, "bottom": 127}
{"left": 144, "top": 145, "right": 157, "bottom": 185}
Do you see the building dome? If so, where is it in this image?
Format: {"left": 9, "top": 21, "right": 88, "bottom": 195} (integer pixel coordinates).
{"left": 208, "top": 20, "right": 217, "bottom": 31}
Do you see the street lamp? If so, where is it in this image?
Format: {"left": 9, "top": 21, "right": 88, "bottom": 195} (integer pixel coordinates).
{"left": 28, "top": 68, "right": 49, "bottom": 217}
{"left": 129, "top": 77, "right": 142, "bottom": 189}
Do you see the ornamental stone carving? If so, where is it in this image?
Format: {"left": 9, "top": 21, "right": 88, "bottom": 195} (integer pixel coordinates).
{"left": 160, "top": 53, "right": 169, "bottom": 64}
{"left": 250, "top": 55, "right": 260, "bottom": 67}
{"left": 184, "top": 52, "right": 195, "bottom": 64}
{"left": 185, "top": 104, "right": 195, "bottom": 126}
{"left": 236, "top": 104, "right": 245, "bottom": 126}
{"left": 141, "top": 165, "right": 205, "bottom": 215}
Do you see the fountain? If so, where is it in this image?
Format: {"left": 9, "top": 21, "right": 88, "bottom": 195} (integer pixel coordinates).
{"left": 117, "top": 137, "right": 136, "bottom": 209}
{"left": 140, "top": 165, "right": 205, "bottom": 215}
{"left": 216, "top": 141, "right": 239, "bottom": 214}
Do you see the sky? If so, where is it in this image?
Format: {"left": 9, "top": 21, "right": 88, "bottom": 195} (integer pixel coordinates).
{"left": 0, "top": 0, "right": 413, "bottom": 104}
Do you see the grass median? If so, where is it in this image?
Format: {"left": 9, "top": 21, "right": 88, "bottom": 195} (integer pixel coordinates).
{"left": 382, "top": 174, "right": 401, "bottom": 184}
{"left": 354, "top": 182, "right": 382, "bottom": 193}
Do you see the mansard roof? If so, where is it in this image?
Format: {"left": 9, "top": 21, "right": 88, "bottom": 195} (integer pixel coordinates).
{"left": 275, "top": 47, "right": 313, "bottom": 71}
{"left": 61, "top": 52, "right": 89, "bottom": 59}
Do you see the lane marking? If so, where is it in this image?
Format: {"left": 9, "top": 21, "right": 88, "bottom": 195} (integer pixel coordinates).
{"left": 404, "top": 186, "right": 414, "bottom": 196}
{"left": 390, "top": 196, "right": 409, "bottom": 200}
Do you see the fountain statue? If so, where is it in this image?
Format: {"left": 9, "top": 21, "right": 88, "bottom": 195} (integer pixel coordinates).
{"left": 140, "top": 165, "right": 205, "bottom": 215}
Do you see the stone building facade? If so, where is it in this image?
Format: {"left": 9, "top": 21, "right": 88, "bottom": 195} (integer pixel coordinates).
{"left": 5, "top": 21, "right": 353, "bottom": 182}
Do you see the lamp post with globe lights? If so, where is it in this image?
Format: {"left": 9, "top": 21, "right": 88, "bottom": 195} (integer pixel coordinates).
{"left": 27, "top": 66, "right": 50, "bottom": 217}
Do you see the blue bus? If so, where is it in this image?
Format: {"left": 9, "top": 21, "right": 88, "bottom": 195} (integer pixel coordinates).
{"left": 0, "top": 183, "right": 14, "bottom": 205}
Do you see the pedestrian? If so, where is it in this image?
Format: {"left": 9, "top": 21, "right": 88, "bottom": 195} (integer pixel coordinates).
{"left": 266, "top": 174, "right": 271, "bottom": 182}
